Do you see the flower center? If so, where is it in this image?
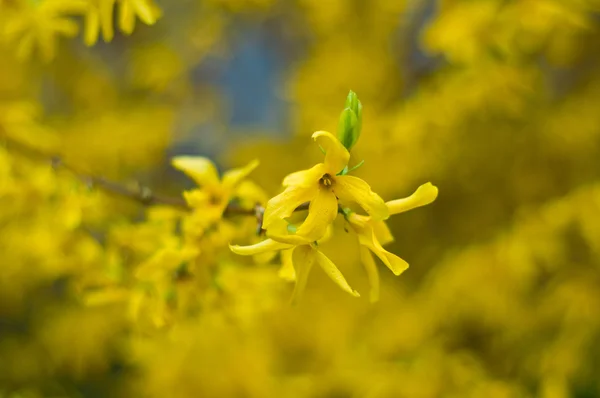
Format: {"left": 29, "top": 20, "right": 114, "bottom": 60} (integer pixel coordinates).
{"left": 319, "top": 173, "right": 334, "bottom": 187}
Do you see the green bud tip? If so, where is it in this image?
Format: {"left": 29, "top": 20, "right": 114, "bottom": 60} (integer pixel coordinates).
{"left": 337, "top": 90, "right": 363, "bottom": 150}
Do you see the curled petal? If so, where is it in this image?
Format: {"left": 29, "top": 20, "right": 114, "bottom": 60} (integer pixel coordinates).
{"left": 283, "top": 163, "right": 326, "bottom": 187}
{"left": 312, "top": 130, "right": 350, "bottom": 175}
{"left": 290, "top": 245, "right": 315, "bottom": 304}
{"left": 222, "top": 159, "right": 259, "bottom": 192}
{"left": 372, "top": 220, "right": 394, "bottom": 246}
{"left": 359, "top": 246, "right": 380, "bottom": 303}
{"left": 263, "top": 184, "right": 318, "bottom": 230}
{"left": 269, "top": 189, "right": 338, "bottom": 244}
{"left": 314, "top": 249, "right": 360, "bottom": 297}
{"left": 278, "top": 248, "right": 296, "bottom": 282}
{"left": 172, "top": 156, "right": 220, "bottom": 187}
{"left": 229, "top": 239, "right": 293, "bottom": 256}
{"left": 386, "top": 182, "right": 439, "bottom": 215}
{"left": 358, "top": 227, "right": 408, "bottom": 276}
{"left": 334, "top": 175, "right": 389, "bottom": 221}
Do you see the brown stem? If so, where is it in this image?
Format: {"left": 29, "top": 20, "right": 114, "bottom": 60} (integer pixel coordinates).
{"left": 1, "top": 132, "right": 190, "bottom": 210}
{"left": 0, "top": 130, "right": 313, "bottom": 231}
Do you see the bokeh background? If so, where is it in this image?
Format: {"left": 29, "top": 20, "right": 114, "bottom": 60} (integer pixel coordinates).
{"left": 2, "top": 0, "right": 600, "bottom": 397}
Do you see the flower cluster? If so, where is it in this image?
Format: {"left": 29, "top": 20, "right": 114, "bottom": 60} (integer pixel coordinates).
{"left": 229, "top": 92, "right": 438, "bottom": 302}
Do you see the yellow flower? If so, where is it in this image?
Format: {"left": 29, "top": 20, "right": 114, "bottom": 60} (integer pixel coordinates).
{"left": 263, "top": 130, "right": 388, "bottom": 243}
{"left": 230, "top": 237, "right": 360, "bottom": 303}
{"left": 172, "top": 156, "right": 260, "bottom": 216}
{"left": 2, "top": 0, "right": 87, "bottom": 61}
{"left": 348, "top": 182, "right": 439, "bottom": 302}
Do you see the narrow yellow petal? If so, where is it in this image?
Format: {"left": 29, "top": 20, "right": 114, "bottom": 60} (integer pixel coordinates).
{"left": 119, "top": 0, "right": 136, "bottom": 35}
{"left": 278, "top": 248, "right": 296, "bottom": 282}
{"left": 130, "top": 0, "right": 159, "bottom": 25}
{"left": 229, "top": 239, "right": 293, "bottom": 256}
{"left": 100, "top": 0, "right": 116, "bottom": 42}
{"left": 359, "top": 245, "right": 380, "bottom": 303}
{"left": 221, "top": 159, "right": 259, "bottom": 192}
{"left": 334, "top": 175, "right": 389, "bottom": 220}
{"left": 171, "top": 156, "right": 220, "bottom": 187}
{"left": 358, "top": 227, "right": 408, "bottom": 276}
{"left": 386, "top": 182, "right": 439, "bottom": 215}
{"left": 84, "top": 12, "right": 100, "bottom": 46}
{"left": 283, "top": 163, "right": 326, "bottom": 187}
{"left": 314, "top": 249, "right": 360, "bottom": 297}
{"left": 312, "top": 130, "right": 350, "bottom": 174}
{"left": 372, "top": 220, "right": 394, "bottom": 246}
{"left": 290, "top": 245, "right": 315, "bottom": 304}
{"left": 263, "top": 184, "right": 318, "bottom": 230}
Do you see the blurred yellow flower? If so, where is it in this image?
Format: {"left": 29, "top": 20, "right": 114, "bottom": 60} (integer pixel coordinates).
{"left": 2, "top": 0, "right": 86, "bottom": 61}
{"left": 263, "top": 130, "right": 388, "bottom": 243}
{"left": 172, "top": 156, "right": 260, "bottom": 217}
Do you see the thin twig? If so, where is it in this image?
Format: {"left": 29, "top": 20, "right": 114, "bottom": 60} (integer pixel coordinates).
{"left": 1, "top": 131, "right": 190, "bottom": 210}
{"left": 0, "top": 129, "right": 314, "bottom": 233}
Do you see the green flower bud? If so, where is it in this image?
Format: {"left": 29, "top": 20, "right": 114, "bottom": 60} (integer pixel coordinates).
{"left": 337, "top": 90, "right": 363, "bottom": 150}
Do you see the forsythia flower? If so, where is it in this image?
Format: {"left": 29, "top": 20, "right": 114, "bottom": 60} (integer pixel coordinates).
{"left": 347, "top": 182, "right": 439, "bottom": 302}
{"left": 263, "top": 130, "right": 388, "bottom": 243}
{"left": 2, "top": 0, "right": 87, "bottom": 61}
{"left": 229, "top": 236, "right": 360, "bottom": 303}
{"left": 172, "top": 156, "right": 259, "bottom": 215}
{"left": 172, "top": 156, "right": 260, "bottom": 241}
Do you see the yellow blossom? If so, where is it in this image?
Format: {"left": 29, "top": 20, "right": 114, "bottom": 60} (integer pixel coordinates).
{"left": 2, "top": 0, "right": 87, "bottom": 61}
{"left": 348, "top": 182, "right": 439, "bottom": 302}
{"left": 172, "top": 156, "right": 260, "bottom": 218}
{"left": 263, "top": 130, "right": 388, "bottom": 243}
{"left": 230, "top": 237, "right": 360, "bottom": 302}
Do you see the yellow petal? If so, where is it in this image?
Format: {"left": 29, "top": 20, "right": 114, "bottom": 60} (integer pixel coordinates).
{"left": 172, "top": 156, "right": 220, "bottom": 187}
{"left": 359, "top": 246, "right": 380, "bottom": 303}
{"left": 312, "top": 130, "right": 350, "bottom": 174}
{"left": 278, "top": 248, "right": 296, "bottom": 282}
{"left": 221, "top": 159, "right": 259, "bottom": 192}
{"left": 229, "top": 239, "right": 293, "bottom": 256}
{"left": 314, "top": 249, "right": 360, "bottom": 297}
{"left": 290, "top": 245, "right": 315, "bottom": 304}
{"left": 386, "top": 182, "right": 438, "bottom": 215}
{"left": 84, "top": 12, "right": 99, "bottom": 46}
{"left": 263, "top": 184, "right": 318, "bottom": 230}
{"left": 283, "top": 163, "right": 326, "bottom": 187}
{"left": 268, "top": 189, "right": 338, "bottom": 244}
{"left": 373, "top": 220, "right": 394, "bottom": 246}
{"left": 119, "top": 0, "right": 136, "bottom": 35}
{"left": 99, "top": 0, "right": 116, "bottom": 42}
{"left": 334, "top": 175, "right": 389, "bottom": 220}
{"left": 358, "top": 226, "right": 408, "bottom": 276}
{"left": 130, "top": 0, "right": 158, "bottom": 25}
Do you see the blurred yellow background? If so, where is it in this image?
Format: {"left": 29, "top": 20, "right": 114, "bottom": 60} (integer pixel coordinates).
{"left": 1, "top": 0, "right": 600, "bottom": 397}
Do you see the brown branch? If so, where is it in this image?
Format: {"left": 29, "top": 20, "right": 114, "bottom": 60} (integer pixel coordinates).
{"left": 0, "top": 129, "right": 314, "bottom": 233}
{"left": 1, "top": 132, "right": 190, "bottom": 210}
